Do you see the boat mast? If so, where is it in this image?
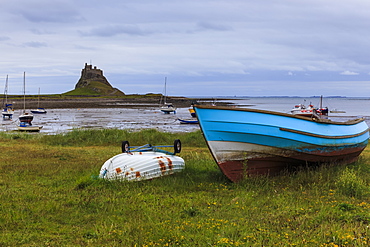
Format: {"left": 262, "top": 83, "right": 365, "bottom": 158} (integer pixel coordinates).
{"left": 3, "top": 75, "right": 8, "bottom": 106}
{"left": 164, "top": 77, "right": 167, "bottom": 104}
{"left": 23, "top": 72, "right": 26, "bottom": 113}
{"left": 37, "top": 87, "right": 40, "bottom": 108}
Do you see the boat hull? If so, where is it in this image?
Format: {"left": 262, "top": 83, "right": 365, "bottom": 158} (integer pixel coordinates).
{"left": 2, "top": 111, "right": 14, "bottom": 118}
{"left": 19, "top": 113, "right": 34, "bottom": 123}
{"left": 195, "top": 105, "right": 369, "bottom": 182}
{"left": 31, "top": 108, "right": 47, "bottom": 114}
{"left": 99, "top": 151, "right": 185, "bottom": 181}
{"left": 178, "top": 118, "right": 199, "bottom": 124}
{"left": 18, "top": 126, "right": 43, "bottom": 132}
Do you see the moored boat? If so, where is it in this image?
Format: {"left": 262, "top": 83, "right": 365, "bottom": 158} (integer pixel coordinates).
{"left": 291, "top": 96, "right": 329, "bottom": 118}
{"left": 178, "top": 118, "right": 199, "bottom": 124}
{"left": 31, "top": 108, "right": 47, "bottom": 114}
{"left": 159, "top": 77, "right": 176, "bottom": 114}
{"left": 18, "top": 112, "right": 34, "bottom": 123}
{"left": 2, "top": 75, "right": 14, "bottom": 119}
{"left": 17, "top": 122, "right": 43, "bottom": 132}
{"left": 31, "top": 88, "right": 47, "bottom": 114}
{"left": 194, "top": 105, "right": 369, "bottom": 182}
{"left": 160, "top": 103, "right": 176, "bottom": 114}
{"left": 99, "top": 140, "right": 185, "bottom": 181}
{"left": 19, "top": 72, "right": 34, "bottom": 124}
{"left": 2, "top": 104, "right": 14, "bottom": 119}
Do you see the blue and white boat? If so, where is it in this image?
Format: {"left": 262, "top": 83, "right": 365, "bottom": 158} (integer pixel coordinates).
{"left": 194, "top": 105, "right": 369, "bottom": 182}
{"left": 178, "top": 118, "right": 198, "bottom": 124}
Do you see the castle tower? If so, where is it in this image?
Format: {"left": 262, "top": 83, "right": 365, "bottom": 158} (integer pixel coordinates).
{"left": 75, "top": 63, "right": 112, "bottom": 89}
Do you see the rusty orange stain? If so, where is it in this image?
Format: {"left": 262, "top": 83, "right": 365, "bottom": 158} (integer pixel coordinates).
{"left": 165, "top": 157, "right": 173, "bottom": 170}
{"left": 130, "top": 167, "right": 134, "bottom": 171}
{"left": 136, "top": 171, "right": 141, "bottom": 177}
{"left": 125, "top": 172, "right": 130, "bottom": 176}
{"left": 158, "top": 160, "right": 166, "bottom": 173}
{"left": 116, "top": 167, "right": 122, "bottom": 174}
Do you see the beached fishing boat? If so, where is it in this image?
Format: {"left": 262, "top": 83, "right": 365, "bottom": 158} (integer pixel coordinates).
{"left": 194, "top": 105, "right": 369, "bottom": 182}
{"left": 99, "top": 140, "right": 185, "bottom": 181}
{"left": 2, "top": 75, "right": 14, "bottom": 119}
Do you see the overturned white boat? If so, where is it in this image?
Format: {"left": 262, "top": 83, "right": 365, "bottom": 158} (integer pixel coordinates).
{"left": 99, "top": 140, "right": 185, "bottom": 181}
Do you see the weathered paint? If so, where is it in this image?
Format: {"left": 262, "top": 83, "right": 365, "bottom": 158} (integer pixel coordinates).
{"left": 100, "top": 151, "right": 185, "bottom": 181}
{"left": 195, "top": 105, "right": 369, "bottom": 182}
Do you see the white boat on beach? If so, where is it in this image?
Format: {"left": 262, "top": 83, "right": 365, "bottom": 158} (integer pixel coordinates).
{"left": 18, "top": 122, "right": 43, "bottom": 132}
{"left": 31, "top": 88, "right": 47, "bottom": 114}
{"left": 99, "top": 140, "right": 185, "bottom": 181}
{"left": 159, "top": 77, "right": 176, "bottom": 114}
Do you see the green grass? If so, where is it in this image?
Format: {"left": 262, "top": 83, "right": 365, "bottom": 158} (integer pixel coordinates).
{"left": 0, "top": 129, "right": 370, "bottom": 246}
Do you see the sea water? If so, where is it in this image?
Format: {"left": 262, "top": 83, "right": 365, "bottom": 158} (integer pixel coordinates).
{"left": 1, "top": 97, "right": 369, "bottom": 134}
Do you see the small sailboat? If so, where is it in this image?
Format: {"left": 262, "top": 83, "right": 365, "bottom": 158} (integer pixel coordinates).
{"left": 18, "top": 72, "right": 34, "bottom": 124}
{"left": 160, "top": 77, "right": 176, "bottom": 114}
{"left": 2, "top": 75, "right": 14, "bottom": 119}
{"left": 18, "top": 72, "right": 42, "bottom": 132}
{"left": 31, "top": 88, "right": 47, "bottom": 114}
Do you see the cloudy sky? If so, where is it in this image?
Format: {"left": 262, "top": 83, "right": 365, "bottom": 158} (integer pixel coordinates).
{"left": 1, "top": 0, "right": 370, "bottom": 97}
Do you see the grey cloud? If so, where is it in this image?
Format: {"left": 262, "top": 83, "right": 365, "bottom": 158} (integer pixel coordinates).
{"left": 22, "top": 41, "right": 48, "bottom": 48}
{"left": 0, "top": 36, "right": 10, "bottom": 41}
{"left": 196, "top": 22, "right": 232, "bottom": 31}
{"left": 80, "top": 24, "right": 151, "bottom": 37}
{"left": 17, "top": 1, "right": 83, "bottom": 23}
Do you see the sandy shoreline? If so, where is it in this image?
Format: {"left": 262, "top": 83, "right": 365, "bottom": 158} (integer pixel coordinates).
{"left": 5, "top": 96, "right": 235, "bottom": 109}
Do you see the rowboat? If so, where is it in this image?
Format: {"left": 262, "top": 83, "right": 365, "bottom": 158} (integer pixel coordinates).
{"left": 178, "top": 118, "right": 199, "bottom": 124}
{"left": 194, "top": 105, "right": 369, "bottom": 182}
{"left": 17, "top": 122, "right": 43, "bottom": 132}
{"left": 99, "top": 140, "right": 185, "bottom": 181}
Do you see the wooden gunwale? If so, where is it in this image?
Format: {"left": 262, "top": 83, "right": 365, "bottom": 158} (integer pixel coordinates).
{"left": 279, "top": 127, "right": 369, "bottom": 139}
{"left": 194, "top": 105, "right": 365, "bottom": 125}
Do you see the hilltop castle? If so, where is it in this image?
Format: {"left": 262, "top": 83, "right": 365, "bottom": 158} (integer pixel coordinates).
{"left": 74, "top": 63, "right": 124, "bottom": 95}
{"left": 75, "top": 63, "right": 112, "bottom": 88}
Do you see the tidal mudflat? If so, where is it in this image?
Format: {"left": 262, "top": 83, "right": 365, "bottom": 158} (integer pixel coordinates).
{"left": 0, "top": 107, "right": 199, "bottom": 134}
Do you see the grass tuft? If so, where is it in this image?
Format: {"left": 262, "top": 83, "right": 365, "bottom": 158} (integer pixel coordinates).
{"left": 1, "top": 129, "right": 370, "bottom": 246}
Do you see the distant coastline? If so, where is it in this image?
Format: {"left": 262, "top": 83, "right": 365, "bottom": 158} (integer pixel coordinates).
{"left": 1, "top": 95, "right": 234, "bottom": 109}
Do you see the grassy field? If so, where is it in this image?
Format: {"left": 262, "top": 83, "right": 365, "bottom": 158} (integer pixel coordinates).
{"left": 0, "top": 129, "right": 369, "bottom": 246}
